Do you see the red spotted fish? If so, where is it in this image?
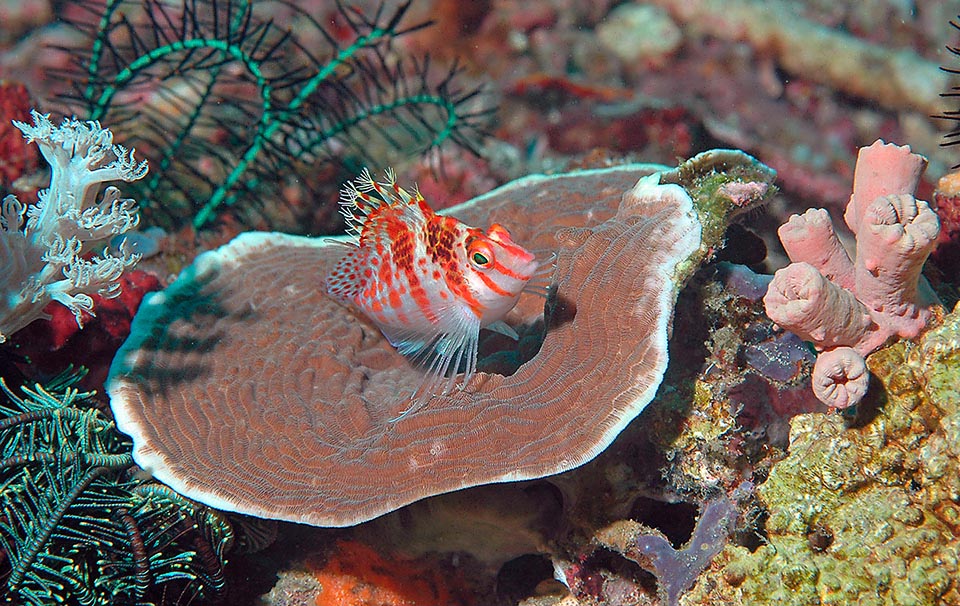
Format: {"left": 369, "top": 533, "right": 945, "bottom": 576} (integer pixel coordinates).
{"left": 325, "top": 168, "right": 540, "bottom": 413}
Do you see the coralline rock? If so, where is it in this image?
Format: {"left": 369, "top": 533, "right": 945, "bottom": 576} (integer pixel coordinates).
{"left": 764, "top": 140, "right": 940, "bottom": 408}
{"left": 683, "top": 303, "right": 960, "bottom": 606}
{"left": 107, "top": 151, "right": 775, "bottom": 526}
{"left": 642, "top": 260, "right": 821, "bottom": 504}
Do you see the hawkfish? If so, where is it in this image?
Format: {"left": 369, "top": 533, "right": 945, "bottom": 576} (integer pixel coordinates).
{"left": 325, "top": 168, "right": 540, "bottom": 417}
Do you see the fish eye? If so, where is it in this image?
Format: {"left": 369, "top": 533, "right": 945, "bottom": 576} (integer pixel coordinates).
{"left": 468, "top": 241, "right": 494, "bottom": 268}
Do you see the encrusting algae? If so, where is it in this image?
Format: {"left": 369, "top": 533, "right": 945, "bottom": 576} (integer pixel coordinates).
{"left": 683, "top": 302, "right": 960, "bottom": 605}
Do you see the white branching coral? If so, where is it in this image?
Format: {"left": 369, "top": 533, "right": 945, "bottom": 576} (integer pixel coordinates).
{"left": 0, "top": 110, "right": 148, "bottom": 343}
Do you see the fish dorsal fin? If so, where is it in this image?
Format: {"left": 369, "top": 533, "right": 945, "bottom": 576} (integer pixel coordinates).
{"left": 339, "top": 168, "right": 428, "bottom": 242}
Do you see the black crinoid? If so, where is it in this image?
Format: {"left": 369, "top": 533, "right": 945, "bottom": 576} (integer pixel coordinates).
{"left": 52, "top": 0, "right": 493, "bottom": 232}
{"left": 0, "top": 368, "right": 240, "bottom": 605}
{"left": 941, "top": 16, "right": 960, "bottom": 166}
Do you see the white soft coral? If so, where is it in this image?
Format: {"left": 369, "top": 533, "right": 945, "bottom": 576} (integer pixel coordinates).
{"left": 0, "top": 110, "right": 148, "bottom": 342}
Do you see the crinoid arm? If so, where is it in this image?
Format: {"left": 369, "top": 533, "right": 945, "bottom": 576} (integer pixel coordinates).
{"left": 0, "top": 370, "right": 234, "bottom": 604}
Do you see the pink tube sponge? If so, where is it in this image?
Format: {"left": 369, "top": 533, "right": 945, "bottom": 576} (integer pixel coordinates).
{"left": 777, "top": 208, "right": 854, "bottom": 290}
{"left": 763, "top": 262, "right": 875, "bottom": 351}
{"left": 811, "top": 347, "right": 869, "bottom": 410}
{"left": 844, "top": 140, "right": 927, "bottom": 234}
{"left": 764, "top": 140, "right": 940, "bottom": 409}
{"left": 855, "top": 193, "right": 940, "bottom": 340}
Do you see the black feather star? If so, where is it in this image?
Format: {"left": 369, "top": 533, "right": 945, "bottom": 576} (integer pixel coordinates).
{"left": 52, "top": 0, "right": 494, "bottom": 232}
{"left": 939, "top": 17, "right": 960, "bottom": 166}
{"left": 0, "top": 369, "right": 235, "bottom": 605}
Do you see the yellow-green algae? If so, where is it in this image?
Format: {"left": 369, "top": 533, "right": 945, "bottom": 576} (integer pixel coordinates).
{"left": 662, "top": 148, "right": 778, "bottom": 255}
{"left": 684, "top": 303, "right": 960, "bottom": 606}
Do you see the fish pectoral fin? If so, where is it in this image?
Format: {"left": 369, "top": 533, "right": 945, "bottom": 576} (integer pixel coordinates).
{"left": 388, "top": 314, "right": 482, "bottom": 423}
{"left": 484, "top": 320, "right": 519, "bottom": 340}
{"left": 378, "top": 324, "right": 436, "bottom": 357}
